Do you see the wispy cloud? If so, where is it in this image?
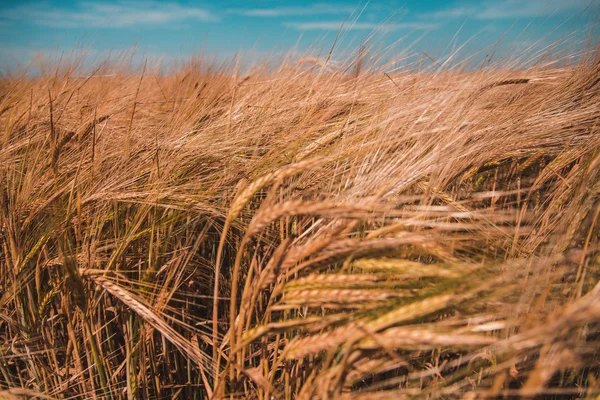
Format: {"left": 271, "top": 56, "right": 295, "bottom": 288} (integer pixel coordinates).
{"left": 476, "top": 0, "right": 592, "bottom": 19}
{"left": 424, "top": 7, "right": 475, "bottom": 20}
{"left": 284, "top": 21, "right": 437, "bottom": 32}
{"left": 424, "top": 0, "right": 592, "bottom": 20}
{"left": 1, "top": 1, "right": 218, "bottom": 28}
{"left": 228, "top": 3, "right": 357, "bottom": 18}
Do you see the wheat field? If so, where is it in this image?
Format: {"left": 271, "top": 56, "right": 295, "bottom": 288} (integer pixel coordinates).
{"left": 0, "top": 38, "right": 600, "bottom": 399}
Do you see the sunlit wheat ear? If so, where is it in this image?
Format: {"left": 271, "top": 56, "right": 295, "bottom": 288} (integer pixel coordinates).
{"left": 228, "top": 156, "right": 328, "bottom": 222}
{"left": 351, "top": 258, "right": 479, "bottom": 277}
{"left": 281, "top": 294, "right": 457, "bottom": 360}
{"left": 214, "top": 155, "right": 327, "bottom": 380}
{"left": 355, "top": 328, "right": 498, "bottom": 350}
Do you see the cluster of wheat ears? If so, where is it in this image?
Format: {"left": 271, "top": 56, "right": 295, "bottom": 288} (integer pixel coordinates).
{"left": 0, "top": 31, "right": 599, "bottom": 400}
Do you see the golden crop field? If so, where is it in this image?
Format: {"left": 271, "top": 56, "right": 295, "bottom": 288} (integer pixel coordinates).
{"left": 1, "top": 40, "right": 599, "bottom": 399}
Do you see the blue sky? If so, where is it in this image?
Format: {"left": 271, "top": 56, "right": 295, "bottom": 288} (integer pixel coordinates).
{"left": 0, "top": 0, "right": 596, "bottom": 71}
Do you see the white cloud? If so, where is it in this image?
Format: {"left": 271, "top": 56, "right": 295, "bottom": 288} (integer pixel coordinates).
{"left": 228, "top": 4, "right": 357, "bottom": 17}
{"left": 1, "top": 1, "right": 218, "bottom": 28}
{"left": 425, "top": 7, "right": 475, "bottom": 20}
{"left": 284, "top": 21, "right": 437, "bottom": 32}
{"left": 426, "top": 0, "right": 593, "bottom": 21}
{"left": 476, "top": 0, "right": 592, "bottom": 19}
